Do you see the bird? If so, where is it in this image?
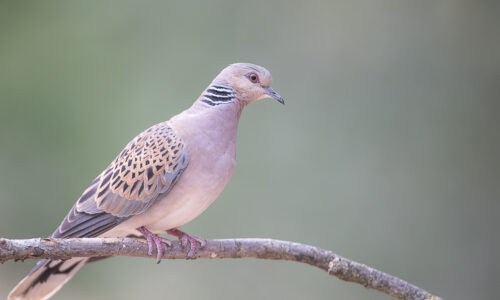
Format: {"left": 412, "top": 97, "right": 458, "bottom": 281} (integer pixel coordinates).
{"left": 8, "top": 63, "right": 284, "bottom": 300}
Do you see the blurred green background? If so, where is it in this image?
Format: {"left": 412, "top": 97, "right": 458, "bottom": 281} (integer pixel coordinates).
{"left": 1, "top": 1, "right": 499, "bottom": 299}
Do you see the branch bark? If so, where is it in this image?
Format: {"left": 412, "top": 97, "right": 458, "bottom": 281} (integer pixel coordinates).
{"left": 0, "top": 237, "right": 440, "bottom": 300}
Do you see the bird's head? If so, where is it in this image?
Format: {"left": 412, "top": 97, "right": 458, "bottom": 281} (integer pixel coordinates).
{"left": 207, "top": 63, "right": 284, "bottom": 106}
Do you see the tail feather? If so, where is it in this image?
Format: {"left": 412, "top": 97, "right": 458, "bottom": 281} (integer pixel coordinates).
{"left": 8, "top": 258, "right": 88, "bottom": 300}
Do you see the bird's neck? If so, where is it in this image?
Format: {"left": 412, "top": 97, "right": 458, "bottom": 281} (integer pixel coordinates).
{"left": 170, "top": 99, "right": 243, "bottom": 152}
{"left": 199, "top": 82, "right": 237, "bottom": 107}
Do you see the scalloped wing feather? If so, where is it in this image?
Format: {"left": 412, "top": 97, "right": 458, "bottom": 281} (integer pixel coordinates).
{"left": 78, "top": 122, "right": 188, "bottom": 217}
{"left": 53, "top": 122, "right": 189, "bottom": 238}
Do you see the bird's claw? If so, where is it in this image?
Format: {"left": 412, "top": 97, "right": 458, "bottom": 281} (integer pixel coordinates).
{"left": 137, "top": 226, "right": 172, "bottom": 263}
{"left": 167, "top": 228, "right": 206, "bottom": 258}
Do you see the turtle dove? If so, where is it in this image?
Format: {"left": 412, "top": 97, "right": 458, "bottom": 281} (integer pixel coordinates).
{"left": 8, "top": 63, "right": 284, "bottom": 300}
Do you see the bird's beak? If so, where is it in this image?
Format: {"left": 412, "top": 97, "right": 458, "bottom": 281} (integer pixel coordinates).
{"left": 266, "top": 87, "right": 285, "bottom": 105}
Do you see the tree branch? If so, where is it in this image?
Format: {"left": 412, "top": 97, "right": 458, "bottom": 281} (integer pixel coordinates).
{"left": 0, "top": 237, "right": 440, "bottom": 300}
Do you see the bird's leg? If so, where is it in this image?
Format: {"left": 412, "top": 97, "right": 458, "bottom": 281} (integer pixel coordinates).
{"left": 166, "top": 228, "right": 207, "bottom": 258}
{"left": 136, "top": 226, "right": 172, "bottom": 264}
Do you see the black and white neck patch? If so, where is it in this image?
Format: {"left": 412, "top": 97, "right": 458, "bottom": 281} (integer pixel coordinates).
{"left": 201, "top": 84, "right": 236, "bottom": 106}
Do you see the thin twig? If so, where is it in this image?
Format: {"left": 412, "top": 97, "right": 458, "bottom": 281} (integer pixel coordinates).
{"left": 0, "top": 237, "right": 440, "bottom": 300}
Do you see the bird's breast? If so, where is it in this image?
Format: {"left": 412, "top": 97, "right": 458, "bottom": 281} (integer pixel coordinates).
{"left": 106, "top": 108, "right": 241, "bottom": 236}
{"left": 110, "top": 137, "right": 237, "bottom": 235}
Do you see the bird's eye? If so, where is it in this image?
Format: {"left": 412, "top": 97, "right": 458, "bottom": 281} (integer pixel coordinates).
{"left": 246, "top": 72, "right": 260, "bottom": 83}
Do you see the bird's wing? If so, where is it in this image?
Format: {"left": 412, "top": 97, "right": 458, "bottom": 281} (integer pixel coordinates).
{"left": 52, "top": 121, "right": 189, "bottom": 238}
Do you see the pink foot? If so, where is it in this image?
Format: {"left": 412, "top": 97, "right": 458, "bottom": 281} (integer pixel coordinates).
{"left": 166, "top": 228, "right": 207, "bottom": 258}
{"left": 137, "top": 226, "right": 172, "bottom": 263}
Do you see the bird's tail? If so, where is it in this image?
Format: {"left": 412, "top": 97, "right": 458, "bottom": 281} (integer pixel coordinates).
{"left": 8, "top": 258, "right": 88, "bottom": 300}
